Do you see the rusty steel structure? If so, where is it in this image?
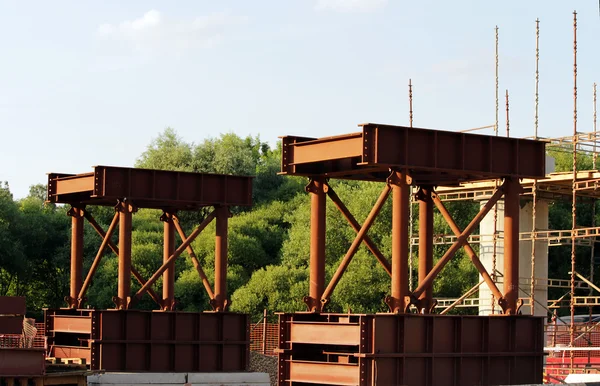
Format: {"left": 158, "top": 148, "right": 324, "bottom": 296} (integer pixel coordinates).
{"left": 44, "top": 309, "right": 249, "bottom": 372}
{"left": 0, "top": 297, "right": 45, "bottom": 378}
{"left": 45, "top": 165, "right": 253, "bottom": 372}
{"left": 281, "top": 123, "right": 546, "bottom": 315}
{"left": 47, "top": 165, "right": 252, "bottom": 311}
{"left": 278, "top": 313, "right": 543, "bottom": 386}
{"left": 278, "top": 123, "right": 547, "bottom": 385}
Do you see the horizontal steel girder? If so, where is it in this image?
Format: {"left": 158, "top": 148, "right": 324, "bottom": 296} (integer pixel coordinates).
{"left": 281, "top": 123, "right": 546, "bottom": 185}
{"left": 47, "top": 166, "right": 253, "bottom": 210}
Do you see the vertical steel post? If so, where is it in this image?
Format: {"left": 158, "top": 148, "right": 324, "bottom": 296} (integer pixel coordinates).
{"left": 503, "top": 178, "right": 521, "bottom": 314}
{"left": 116, "top": 202, "right": 133, "bottom": 310}
{"left": 387, "top": 171, "right": 410, "bottom": 313}
{"left": 162, "top": 212, "right": 176, "bottom": 311}
{"left": 214, "top": 205, "right": 229, "bottom": 312}
{"left": 262, "top": 308, "right": 268, "bottom": 355}
{"left": 417, "top": 186, "right": 434, "bottom": 313}
{"left": 67, "top": 206, "right": 84, "bottom": 308}
{"left": 305, "top": 178, "right": 326, "bottom": 312}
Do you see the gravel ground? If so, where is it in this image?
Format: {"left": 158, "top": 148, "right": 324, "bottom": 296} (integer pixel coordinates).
{"left": 249, "top": 351, "right": 278, "bottom": 386}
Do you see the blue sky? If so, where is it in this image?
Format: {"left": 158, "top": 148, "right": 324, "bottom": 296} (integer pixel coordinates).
{"left": 1, "top": 0, "right": 599, "bottom": 199}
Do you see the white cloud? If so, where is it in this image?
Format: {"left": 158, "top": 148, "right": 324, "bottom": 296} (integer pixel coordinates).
{"left": 96, "top": 10, "right": 247, "bottom": 54}
{"left": 315, "top": 0, "right": 388, "bottom": 12}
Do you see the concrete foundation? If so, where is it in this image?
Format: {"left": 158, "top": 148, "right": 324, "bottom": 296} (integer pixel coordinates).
{"left": 87, "top": 372, "right": 270, "bottom": 386}
{"left": 478, "top": 199, "right": 549, "bottom": 316}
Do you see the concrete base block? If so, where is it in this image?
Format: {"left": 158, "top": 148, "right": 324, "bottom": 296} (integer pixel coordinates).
{"left": 88, "top": 373, "right": 187, "bottom": 384}
{"left": 87, "top": 372, "right": 270, "bottom": 386}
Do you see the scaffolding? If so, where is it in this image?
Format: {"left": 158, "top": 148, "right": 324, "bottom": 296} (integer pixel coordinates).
{"left": 405, "top": 11, "right": 599, "bottom": 378}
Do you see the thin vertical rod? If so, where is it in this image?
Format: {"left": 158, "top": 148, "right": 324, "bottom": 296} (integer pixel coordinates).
{"left": 593, "top": 83, "right": 598, "bottom": 288}
{"left": 503, "top": 178, "right": 520, "bottom": 314}
{"left": 162, "top": 212, "right": 176, "bottom": 310}
{"left": 390, "top": 172, "right": 410, "bottom": 313}
{"left": 506, "top": 90, "right": 510, "bottom": 138}
{"left": 306, "top": 179, "right": 326, "bottom": 312}
{"left": 214, "top": 206, "right": 229, "bottom": 312}
{"left": 570, "top": 10, "right": 578, "bottom": 370}
{"left": 495, "top": 26, "right": 499, "bottom": 136}
{"left": 262, "top": 309, "right": 268, "bottom": 355}
{"left": 594, "top": 83, "right": 598, "bottom": 169}
{"left": 408, "top": 79, "right": 414, "bottom": 291}
{"left": 531, "top": 19, "right": 540, "bottom": 315}
{"left": 492, "top": 26, "right": 500, "bottom": 314}
{"left": 418, "top": 187, "right": 434, "bottom": 313}
{"left": 68, "top": 207, "right": 84, "bottom": 308}
{"left": 409, "top": 79, "right": 413, "bottom": 127}
{"left": 118, "top": 203, "right": 133, "bottom": 310}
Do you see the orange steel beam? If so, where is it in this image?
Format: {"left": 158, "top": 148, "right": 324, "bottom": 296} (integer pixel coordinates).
{"left": 320, "top": 184, "right": 391, "bottom": 306}
{"left": 325, "top": 184, "right": 391, "bottom": 276}
{"left": 304, "top": 179, "right": 327, "bottom": 312}
{"left": 385, "top": 171, "right": 411, "bottom": 313}
{"left": 411, "top": 183, "right": 505, "bottom": 300}
{"left": 47, "top": 166, "right": 253, "bottom": 209}
{"left": 431, "top": 192, "right": 505, "bottom": 304}
{"left": 132, "top": 209, "right": 217, "bottom": 304}
{"left": 281, "top": 124, "right": 546, "bottom": 182}
{"left": 290, "top": 133, "right": 363, "bottom": 165}
{"left": 212, "top": 206, "right": 230, "bottom": 312}
{"left": 161, "top": 212, "right": 176, "bottom": 311}
{"left": 417, "top": 187, "right": 434, "bottom": 313}
{"left": 66, "top": 206, "right": 85, "bottom": 308}
{"left": 78, "top": 211, "right": 119, "bottom": 305}
{"left": 172, "top": 216, "right": 215, "bottom": 301}
{"left": 83, "top": 211, "right": 161, "bottom": 307}
{"left": 115, "top": 202, "right": 134, "bottom": 310}
{"left": 503, "top": 178, "right": 522, "bottom": 314}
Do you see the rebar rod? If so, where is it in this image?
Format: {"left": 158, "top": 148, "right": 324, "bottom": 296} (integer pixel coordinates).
{"left": 570, "top": 10, "right": 578, "bottom": 371}
{"left": 531, "top": 19, "right": 540, "bottom": 315}
{"left": 491, "top": 26, "right": 500, "bottom": 315}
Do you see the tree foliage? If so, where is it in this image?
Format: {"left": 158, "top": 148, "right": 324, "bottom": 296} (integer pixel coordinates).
{"left": 3, "top": 129, "right": 586, "bottom": 321}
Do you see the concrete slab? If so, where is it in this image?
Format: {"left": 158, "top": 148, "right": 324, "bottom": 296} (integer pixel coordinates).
{"left": 187, "top": 373, "right": 269, "bottom": 384}
{"left": 87, "top": 372, "right": 270, "bottom": 386}
{"left": 87, "top": 373, "right": 187, "bottom": 384}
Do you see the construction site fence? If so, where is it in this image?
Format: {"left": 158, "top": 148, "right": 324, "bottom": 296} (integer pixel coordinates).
{"left": 545, "top": 321, "right": 600, "bottom": 381}
{"left": 249, "top": 322, "right": 278, "bottom": 356}
{"left": 0, "top": 323, "right": 46, "bottom": 350}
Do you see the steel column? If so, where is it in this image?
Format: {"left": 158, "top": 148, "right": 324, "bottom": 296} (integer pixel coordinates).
{"left": 115, "top": 202, "right": 134, "bottom": 310}
{"left": 503, "top": 178, "right": 521, "bottom": 314}
{"left": 67, "top": 206, "right": 84, "bottom": 308}
{"left": 305, "top": 178, "right": 326, "bottom": 312}
{"left": 213, "top": 206, "right": 229, "bottom": 312}
{"left": 386, "top": 171, "right": 410, "bottom": 313}
{"left": 161, "top": 212, "right": 176, "bottom": 311}
{"left": 417, "top": 186, "right": 434, "bottom": 313}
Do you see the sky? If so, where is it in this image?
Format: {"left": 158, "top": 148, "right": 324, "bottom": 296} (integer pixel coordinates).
{"left": 0, "top": 0, "right": 599, "bottom": 199}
